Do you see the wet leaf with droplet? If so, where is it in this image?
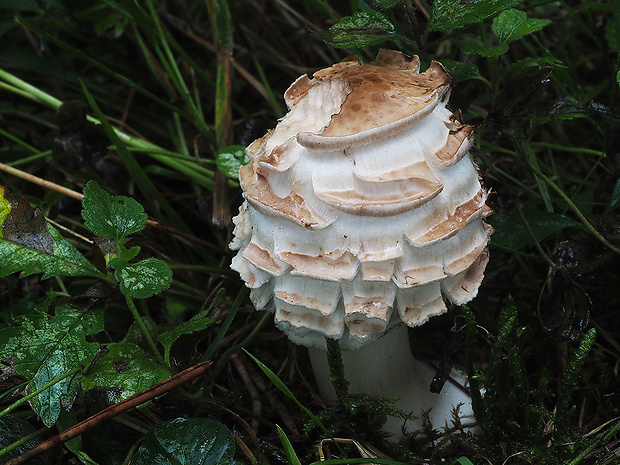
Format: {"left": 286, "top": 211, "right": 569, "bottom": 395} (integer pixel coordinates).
{"left": 318, "top": 11, "right": 396, "bottom": 48}
{"left": 113, "top": 257, "right": 172, "bottom": 299}
{"left": 492, "top": 9, "right": 551, "bottom": 44}
{"left": 0, "top": 306, "right": 104, "bottom": 426}
{"left": 130, "top": 418, "right": 236, "bottom": 465}
{"left": 82, "top": 180, "right": 147, "bottom": 241}
{"left": 81, "top": 342, "right": 170, "bottom": 404}
{"left": 428, "top": 0, "right": 520, "bottom": 32}
{"left": 0, "top": 187, "right": 103, "bottom": 280}
{"left": 216, "top": 145, "right": 249, "bottom": 180}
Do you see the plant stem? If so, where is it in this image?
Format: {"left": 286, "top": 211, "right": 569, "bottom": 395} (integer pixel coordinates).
{"left": 0, "top": 427, "right": 48, "bottom": 460}
{"left": 0, "top": 366, "right": 81, "bottom": 420}
{"left": 124, "top": 295, "right": 166, "bottom": 366}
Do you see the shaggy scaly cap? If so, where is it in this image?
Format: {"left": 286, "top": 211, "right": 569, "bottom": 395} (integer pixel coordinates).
{"left": 230, "top": 50, "right": 492, "bottom": 348}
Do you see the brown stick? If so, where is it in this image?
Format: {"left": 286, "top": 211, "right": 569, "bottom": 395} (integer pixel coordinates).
{"left": 3, "top": 361, "right": 212, "bottom": 465}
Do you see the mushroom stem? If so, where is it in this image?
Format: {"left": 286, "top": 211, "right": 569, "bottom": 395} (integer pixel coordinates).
{"left": 307, "top": 324, "right": 475, "bottom": 438}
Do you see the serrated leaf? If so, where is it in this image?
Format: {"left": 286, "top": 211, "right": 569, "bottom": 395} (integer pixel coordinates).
{"left": 429, "top": 0, "right": 520, "bottom": 31}
{"left": 216, "top": 145, "right": 249, "bottom": 180}
{"left": 158, "top": 313, "right": 215, "bottom": 366}
{"left": 488, "top": 209, "right": 580, "bottom": 251}
{"left": 81, "top": 342, "right": 170, "bottom": 404}
{"left": 82, "top": 181, "right": 147, "bottom": 241}
{"left": 114, "top": 258, "right": 172, "bottom": 298}
{"left": 441, "top": 60, "right": 491, "bottom": 85}
{"left": 0, "top": 189, "right": 103, "bottom": 280}
{"left": 0, "top": 306, "right": 104, "bottom": 426}
{"left": 130, "top": 418, "right": 236, "bottom": 465}
{"left": 320, "top": 11, "right": 396, "bottom": 48}
{"left": 492, "top": 9, "right": 551, "bottom": 44}
{"left": 459, "top": 37, "right": 509, "bottom": 57}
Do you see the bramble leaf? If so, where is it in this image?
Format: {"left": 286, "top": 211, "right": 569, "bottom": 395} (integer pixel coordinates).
{"left": 429, "top": 0, "right": 519, "bottom": 32}
{"left": 492, "top": 9, "right": 551, "bottom": 44}
{"left": 0, "top": 306, "right": 104, "bottom": 426}
{"left": 158, "top": 313, "right": 215, "bottom": 366}
{"left": 459, "top": 38, "right": 509, "bottom": 57}
{"left": 0, "top": 188, "right": 103, "bottom": 280}
{"left": 216, "top": 145, "right": 249, "bottom": 180}
{"left": 113, "top": 257, "right": 172, "bottom": 299}
{"left": 81, "top": 342, "right": 170, "bottom": 404}
{"left": 130, "top": 418, "right": 236, "bottom": 465}
{"left": 488, "top": 209, "right": 580, "bottom": 251}
{"left": 441, "top": 60, "right": 491, "bottom": 85}
{"left": 319, "top": 11, "right": 396, "bottom": 48}
{"left": 82, "top": 180, "right": 147, "bottom": 241}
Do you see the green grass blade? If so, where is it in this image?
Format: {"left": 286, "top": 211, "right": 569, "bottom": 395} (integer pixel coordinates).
{"left": 244, "top": 349, "right": 332, "bottom": 438}
{"left": 276, "top": 425, "right": 302, "bottom": 465}
{"left": 15, "top": 18, "right": 184, "bottom": 119}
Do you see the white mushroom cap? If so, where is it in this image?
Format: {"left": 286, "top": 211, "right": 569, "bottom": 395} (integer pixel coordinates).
{"left": 231, "top": 50, "right": 492, "bottom": 349}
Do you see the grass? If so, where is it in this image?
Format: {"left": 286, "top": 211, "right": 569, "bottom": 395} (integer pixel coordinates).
{"left": 0, "top": 0, "right": 619, "bottom": 464}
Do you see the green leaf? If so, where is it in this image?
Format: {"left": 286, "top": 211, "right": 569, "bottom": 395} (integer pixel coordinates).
{"left": 320, "top": 11, "right": 396, "bottom": 48}
{"left": 488, "top": 209, "right": 580, "bottom": 251}
{"left": 82, "top": 181, "right": 148, "bottom": 241}
{"left": 459, "top": 38, "right": 509, "bottom": 57}
{"left": 429, "top": 0, "right": 520, "bottom": 31}
{"left": 216, "top": 145, "right": 249, "bottom": 180}
{"left": 0, "top": 190, "right": 103, "bottom": 280}
{"left": 492, "top": 9, "right": 551, "bottom": 44}
{"left": 81, "top": 342, "right": 170, "bottom": 403}
{"left": 130, "top": 418, "right": 236, "bottom": 465}
{"left": 158, "top": 314, "right": 214, "bottom": 366}
{"left": 451, "top": 458, "right": 475, "bottom": 465}
{"left": 0, "top": 306, "right": 104, "bottom": 426}
{"left": 114, "top": 258, "right": 172, "bottom": 298}
{"left": 441, "top": 60, "right": 491, "bottom": 85}
{"left": 0, "top": 415, "right": 51, "bottom": 465}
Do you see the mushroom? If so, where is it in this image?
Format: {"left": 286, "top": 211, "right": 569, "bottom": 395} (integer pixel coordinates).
{"left": 230, "top": 50, "right": 492, "bottom": 436}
